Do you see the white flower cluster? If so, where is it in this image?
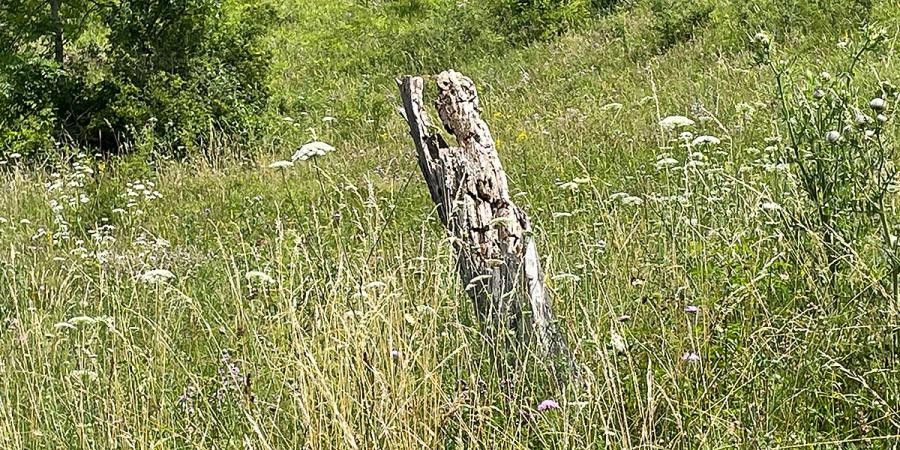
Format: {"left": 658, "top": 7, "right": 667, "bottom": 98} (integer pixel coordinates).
{"left": 121, "top": 180, "right": 163, "bottom": 216}
{"left": 140, "top": 268, "right": 175, "bottom": 284}
{"left": 245, "top": 270, "right": 276, "bottom": 285}
{"left": 42, "top": 156, "right": 95, "bottom": 245}
{"left": 292, "top": 141, "right": 335, "bottom": 161}
{"left": 610, "top": 192, "right": 644, "bottom": 206}
{"left": 659, "top": 115, "right": 695, "bottom": 131}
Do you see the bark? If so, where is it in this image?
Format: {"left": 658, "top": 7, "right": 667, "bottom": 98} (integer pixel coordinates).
{"left": 397, "top": 71, "right": 576, "bottom": 381}
{"left": 49, "top": 0, "right": 64, "bottom": 64}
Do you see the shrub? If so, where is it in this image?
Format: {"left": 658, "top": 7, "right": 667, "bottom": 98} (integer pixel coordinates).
{"left": 490, "top": 0, "right": 594, "bottom": 44}
{"left": 0, "top": 0, "right": 272, "bottom": 159}
{"left": 649, "top": 0, "right": 714, "bottom": 50}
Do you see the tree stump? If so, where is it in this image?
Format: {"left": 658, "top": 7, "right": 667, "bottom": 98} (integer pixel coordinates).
{"left": 397, "top": 70, "right": 576, "bottom": 381}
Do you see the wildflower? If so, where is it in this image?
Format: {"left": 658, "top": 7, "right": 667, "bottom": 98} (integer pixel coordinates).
{"left": 691, "top": 135, "right": 721, "bottom": 146}
{"left": 140, "top": 269, "right": 175, "bottom": 283}
{"left": 877, "top": 114, "right": 888, "bottom": 124}
{"left": 684, "top": 160, "right": 705, "bottom": 169}
{"left": 656, "top": 157, "right": 679, "bottom": 169}
{"left": 558, "top": 181, "right": 580, "bottom": 191}
{"left": 268, "top": 160, "right": 293, "bottom": 170}
{"left": 659, "top": 115, "right": 695, "bottom": 130}
{"left": 870, "top": 98, "right": 886, "bottom": 112}
{"left": 855, "top": 113, "right": 870, "bottom": 127}
{"left": 750, "top": 32, "right": 772, "bottom": 64}
{"left": 70, "top": 369, "right": 98, "bottom": 382}
{"left": 684, "top": 305, "right": 700, "bottom": 313}
{"left": 516, "top": 130, "right": 528, "bottom": 142}
{"left": 825, "top": 130, "right": 841, "bottom": 144}
{"left": 245, "top": 270, "right": 275, "bottom": 284}
{"left": 293, "top": 141, "right": 335, "bottom": 161}
{"left": 760, "top": 201, "right": 781, "bottom": 211}
{"left": 390, "top": 349, "right": 401, "bottom": 360}
{"left": 177, "top": 384, "right": 200, "bottom": 415}
{"left": 819, "top": 71, "right": 832, "bottom": 82}
{"left": 812, "top": 88, "right": 825, "bottom": 100}
{"left": 537, "top": 399, "right": 560, "bottom": 412}
{"left": 622, "top": 196, "right": 644, "bottom": 206}
{"left": 682, "top": 352, "right": 701, "bottom": 362}
{"left": 752, "top": 31, "right": 771, "bottom": 48}
{"left": 609, "top": 333, "right": 627, "bottom": 354}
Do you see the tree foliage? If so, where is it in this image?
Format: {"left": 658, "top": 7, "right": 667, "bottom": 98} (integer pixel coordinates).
{"left": 0, "top": 0, "right": 273, "bottom": 159}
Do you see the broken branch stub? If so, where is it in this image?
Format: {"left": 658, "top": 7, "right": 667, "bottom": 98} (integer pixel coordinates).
{"left": 398, "top": 70, "right": 575, "bottom": 379}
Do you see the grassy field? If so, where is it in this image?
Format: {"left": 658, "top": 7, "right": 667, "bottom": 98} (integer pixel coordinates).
{"left": 2, "top": 0, "right": 900, "bottom": 448}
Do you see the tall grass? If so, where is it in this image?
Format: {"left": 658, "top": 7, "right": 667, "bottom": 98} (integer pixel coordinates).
{"left": 1, "top": 0, "right": 899, "bottom": 448}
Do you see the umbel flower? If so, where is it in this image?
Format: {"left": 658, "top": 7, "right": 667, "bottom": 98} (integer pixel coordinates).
{"left": 268, "top": 160, "right": 293, "bottom": 170}
{"left": 659, "top": 115, "right": 695, "bottom": 130}
{"left": 245, "top": 270, "right": 275, "bottom": 284}
{"left": 293, "top": 141, "right": 335, "bottom": 161}
{"left": 140, "top": 269, "right": 175, "bottom": 284}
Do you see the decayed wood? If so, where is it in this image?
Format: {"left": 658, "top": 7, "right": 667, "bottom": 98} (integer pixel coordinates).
{"left": 398, "top": 71, "right": 575, "bottom": 379}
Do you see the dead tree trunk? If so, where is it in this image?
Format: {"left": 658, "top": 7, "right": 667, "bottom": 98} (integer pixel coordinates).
{"left": 398, "top": 71, "right": 576, "bottom": 381}
{"left": 49, "top": 0, "right": 64, "bottom": 64}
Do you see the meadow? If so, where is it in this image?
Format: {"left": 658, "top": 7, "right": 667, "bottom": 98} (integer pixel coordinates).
{"left": 1, "top": 0, "right": 900, "bottom": 448}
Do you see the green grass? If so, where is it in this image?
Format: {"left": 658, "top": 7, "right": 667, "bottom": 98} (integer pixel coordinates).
{"left": 2, "top": 0, "right": 900, "bottom": 448}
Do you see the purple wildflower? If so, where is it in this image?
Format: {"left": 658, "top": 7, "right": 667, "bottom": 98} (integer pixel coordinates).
{"left": 682, "top": 352, "right": 701, "bottom": 362}
{"left": 537, "top": 399, "right": 560, "bottom": 412}
{"left": 684, "top": 305, "right": 700, "bottom": 313}
{"left": 390, "top": 349, "right": 401, "bottom": 360}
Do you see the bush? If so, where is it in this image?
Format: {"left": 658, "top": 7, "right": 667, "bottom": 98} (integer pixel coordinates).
{"left": 0, "top": 0, "right": 272, "bottom": 159}
{"left": 490, "top": 0, "right": 593, "bottom": 43}
{"left": 649, "top": 0, "right": 714, "bottom": 50}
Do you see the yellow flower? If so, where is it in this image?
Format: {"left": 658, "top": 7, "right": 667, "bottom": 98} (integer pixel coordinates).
{"left": 516, "top": 130, "right": 528, "bottom": 142}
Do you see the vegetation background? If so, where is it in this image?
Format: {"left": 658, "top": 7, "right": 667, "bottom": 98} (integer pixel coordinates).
{"left": 1, "top": 0, "right": 899, "bottom": 448}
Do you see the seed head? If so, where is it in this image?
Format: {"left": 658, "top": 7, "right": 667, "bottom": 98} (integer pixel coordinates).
{"left": 870, "top": 98, "right": 886, "bottom": 112}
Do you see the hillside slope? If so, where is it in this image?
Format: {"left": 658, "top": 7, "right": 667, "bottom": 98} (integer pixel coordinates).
{"left": 1, "top": 1, "right": 899, "bottom": 448}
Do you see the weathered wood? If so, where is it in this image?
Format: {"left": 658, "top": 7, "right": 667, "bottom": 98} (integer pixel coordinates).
{"left": 398, "top": 71, "right": 575, "bottom": 380}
